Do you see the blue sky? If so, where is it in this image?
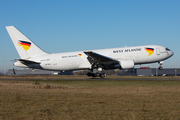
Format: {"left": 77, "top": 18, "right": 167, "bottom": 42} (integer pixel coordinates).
{"left": 0, "top": 0, "right": 180, "bottom": 73}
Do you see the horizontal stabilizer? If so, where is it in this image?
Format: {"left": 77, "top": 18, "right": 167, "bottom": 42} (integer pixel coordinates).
{"left": 16, "top": 59, "right": 40, "bottom": 64}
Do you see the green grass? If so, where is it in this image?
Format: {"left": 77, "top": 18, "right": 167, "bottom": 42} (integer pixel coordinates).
{"left": 31, "top": 79, "right": 180, "bottom": 87}
{"left": 0, "top": 76, "right": 180, "bottom": 119}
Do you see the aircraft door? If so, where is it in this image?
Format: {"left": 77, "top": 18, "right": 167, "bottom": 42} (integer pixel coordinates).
{"left": 156, "top": 48, "right": 160, "bottom": 55}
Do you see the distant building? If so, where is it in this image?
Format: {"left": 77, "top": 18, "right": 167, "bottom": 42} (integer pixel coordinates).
{"left": 7, "top": 69, "right": 73, "bottom": 75}
{"left": 107, "top": 68, "right": 180, "bottom": 76}
{"left": 73, "top": 68, "right": 180, "bottom": 76}
{"left": 136, "top": 68, "right": 180, "bottom": 76}
{"left": 7, "top": 68, "right": 180, "bottom": 76}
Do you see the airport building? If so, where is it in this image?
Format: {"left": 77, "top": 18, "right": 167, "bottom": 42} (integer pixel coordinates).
{"left": 135, "top": 68, "right": 179, "bottom": 76}
{"left": 7, "top": 69, "right": 73, "bottom": 75}
{"left": 6, "top": 68, "right": 180, "bottom": 76}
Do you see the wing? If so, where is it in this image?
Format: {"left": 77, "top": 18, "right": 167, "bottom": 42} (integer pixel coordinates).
{"left": 84, "top": 51, "right": 117, "bottom": 63}
{"left": 84, "top": 51, "right": 135, "bottom": 70}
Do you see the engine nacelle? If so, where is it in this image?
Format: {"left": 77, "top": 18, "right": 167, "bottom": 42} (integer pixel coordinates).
{"left": 14, "top": 61, "right": 28, "bottom": 68}
{"left": 119, "top": 59, "right": 134, "bottom": 69}
{"left": 110, "top": 59, "right": 134, "bottom": 69}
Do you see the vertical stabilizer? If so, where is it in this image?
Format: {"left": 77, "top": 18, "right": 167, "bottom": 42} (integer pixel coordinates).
{"left": 6, "top": 26, "right": 47, "bottom": 59}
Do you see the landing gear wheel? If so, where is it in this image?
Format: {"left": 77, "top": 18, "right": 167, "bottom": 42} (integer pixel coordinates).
{"left": 92, "top": 73, "right": 97, "bottom": 77}
{"left": 158, "top": 61, "right": 164, "bottom": 70}
{"left": 159, "top": 66, "right": 163, "bottom": 70}
{"left": 87, "top": 72, "right": 106, "bottom": 78}
{"left": 87, "top": 72, "right": 92, "bottom": 77}
{"left": 100, "top": 73, "right": 106, "bottom": 78}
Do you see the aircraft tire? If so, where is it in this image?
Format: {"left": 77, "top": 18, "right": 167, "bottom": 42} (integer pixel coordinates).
{"left": 100, "top": 73, "right": 106, "bottom": 78}
{"left": 159, "top": 67, "right": 163, "bottom": 70}
{"left": 87, "top": 72, "right": 92, "bottom": 77}
{"left": 92, "top": 73, "right": 97, "bottom": 77}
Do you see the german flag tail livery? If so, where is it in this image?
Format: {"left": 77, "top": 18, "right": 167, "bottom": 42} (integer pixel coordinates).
{"left": 6, "top": 26, "right": 47, "bottom": 59}
{"left": 18, "top": 41, "right": 31, "bottom": 51}
{"left": 145, "top": 48, "right": 154, "bottom": 56}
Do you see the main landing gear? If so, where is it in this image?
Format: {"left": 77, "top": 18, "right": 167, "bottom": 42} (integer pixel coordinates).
{"left": 87, "top": 68, "right": 106, "bottom": 78}
{"left": 87, "top": 72, "right": 106, "bottom": 78}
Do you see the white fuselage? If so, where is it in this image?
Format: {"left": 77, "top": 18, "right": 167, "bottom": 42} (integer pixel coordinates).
{"left": 14, "top": 45, "right": 173, "bottom": 71}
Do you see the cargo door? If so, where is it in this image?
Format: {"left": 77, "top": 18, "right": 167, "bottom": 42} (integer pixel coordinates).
{"left": 156, "top": 48, "right": 160, "bottom": 55}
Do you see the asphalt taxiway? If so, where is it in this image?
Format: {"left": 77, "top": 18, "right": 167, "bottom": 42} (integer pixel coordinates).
{"left": 1, "top": 76, "right": 180, "bottom": 81}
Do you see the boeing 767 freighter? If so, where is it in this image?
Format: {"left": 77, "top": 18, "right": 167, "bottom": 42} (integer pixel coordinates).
{"left": 6, "top": 26, "right": 174, "bottom": 78}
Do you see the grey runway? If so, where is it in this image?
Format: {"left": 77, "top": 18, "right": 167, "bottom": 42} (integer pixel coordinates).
{"left": 1, "top": 77, "right": 180, "bottom": 81}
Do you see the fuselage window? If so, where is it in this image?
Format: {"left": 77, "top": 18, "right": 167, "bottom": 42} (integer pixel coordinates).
{"left": 166, "top": 48, "right": 170, "bottom": 51}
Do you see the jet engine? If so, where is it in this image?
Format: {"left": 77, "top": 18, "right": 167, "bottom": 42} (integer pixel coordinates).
{"left": 119, "top": 59, "right": 134, "bottom": 69}
{"left": 110, "top": 59, "right": 134, "bottom": 69}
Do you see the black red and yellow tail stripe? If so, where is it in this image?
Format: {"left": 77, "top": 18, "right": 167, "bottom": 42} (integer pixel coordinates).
{"left": 18, "top": 41, "right": 31, "bottom": 51}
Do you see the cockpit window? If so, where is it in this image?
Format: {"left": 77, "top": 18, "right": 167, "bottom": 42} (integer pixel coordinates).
{"left": 166, "top": 48, "right": 171, "bottom": 51}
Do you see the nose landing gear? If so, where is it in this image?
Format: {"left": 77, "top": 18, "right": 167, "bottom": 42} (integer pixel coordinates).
{"left": 158, "top": 61, "right": 164, "bottom": 70}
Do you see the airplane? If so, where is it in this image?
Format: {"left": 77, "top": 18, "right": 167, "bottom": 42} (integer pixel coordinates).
{"left": 6, "top": 26, "right": 174, "bottom": 78}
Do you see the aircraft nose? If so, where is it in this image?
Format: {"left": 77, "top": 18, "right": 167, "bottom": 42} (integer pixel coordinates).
{"left": 169, "top": 50, "right": 174, "bottom": 57}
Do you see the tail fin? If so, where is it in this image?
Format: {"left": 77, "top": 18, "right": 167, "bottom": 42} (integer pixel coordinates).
{"left": 6, "top": 26, "right": 47, "bottom": 59}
